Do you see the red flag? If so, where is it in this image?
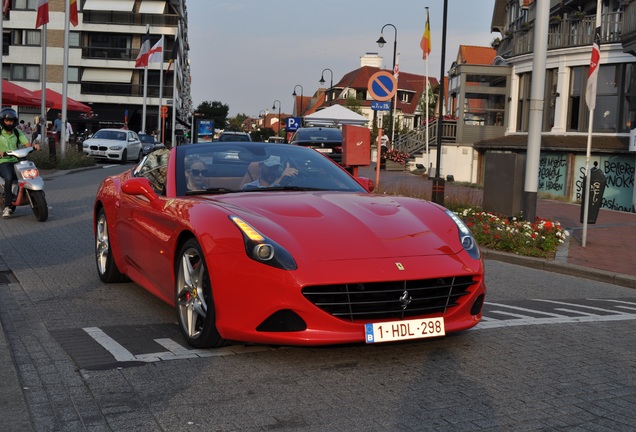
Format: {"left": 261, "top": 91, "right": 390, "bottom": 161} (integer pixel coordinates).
{"left": 69, "top": 0, "right": 78, "bottom": 27}
{"left": 585, "top": 2, "right": 602, "bottom": 111}
{"left": 135, "top": 34, "right": 151, "bottom": 68}
{"left": 420, "top": 8, "right": 432, "bottom": 59}
{"left": 393, "top": 54, "right": 400, "bottom": 79}
{"left": 147, "top": 37, "right": 164, "bottom": 64}
{"left": 3, "top": 0, "right": 10, "bottom": 16}
{"left": 35, "top": 0, "right": 49, "bottom": 28}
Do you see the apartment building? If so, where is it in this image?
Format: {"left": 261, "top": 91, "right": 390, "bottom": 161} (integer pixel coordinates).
{"left": 483, "top": 0, "right": 636, "bottom": 212}
{"left": 2, "top": 0, "right": 191, "bottom": 144}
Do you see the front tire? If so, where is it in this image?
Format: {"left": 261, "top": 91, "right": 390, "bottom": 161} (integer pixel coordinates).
{"left": 120, "top": 149, "right": 128, "bottom": 164}
{"left": 95, "top": 208, "right": 128, "bottom": 283}
{"left": 175, "top": 239, "right": 224, "bottom": 348}
{"left": 28, "top": 190, "right": 48, "bottom": 222}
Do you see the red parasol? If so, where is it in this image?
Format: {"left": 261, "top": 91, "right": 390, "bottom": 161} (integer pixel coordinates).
{"left": 31, "top": 88, "right": 92, "bottom": 113}
{"left": 2, "top": 80, "right": 53, "bottom": 107}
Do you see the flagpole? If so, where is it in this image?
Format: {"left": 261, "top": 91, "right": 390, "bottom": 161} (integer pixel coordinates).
{"left": 157, "top": 35, "right": 164, "bottom": 140}
{"left": 582, "top": 0, "right": 603, "bottom": 248}
{"left": 141, "top": 24, "right": 149, "bottom": 134}
{"left": 391, "top": 53, "right": 399, "bottom": 147}
{"left": 425, "top": 55, "right": 430, "bottom": 172}
{"left": 40, "top": 24, "right": 47, "bottom": 148}
{"left": 171, "top": 49, "right": 178, "bottom": 147}
{"left": 61, "top": 0, "right": 70, "bottom": 156}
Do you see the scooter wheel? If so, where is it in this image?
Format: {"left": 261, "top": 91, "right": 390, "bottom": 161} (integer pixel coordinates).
{"left": 28, "top": 190, "right": 48, "bottom": 222}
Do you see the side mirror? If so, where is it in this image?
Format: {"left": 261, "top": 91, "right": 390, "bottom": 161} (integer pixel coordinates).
{"left": 356, "top": 177, "right": 375, "bottom": 192}
{"left": 122, "top": 177, "right": 158, "bottom": 202}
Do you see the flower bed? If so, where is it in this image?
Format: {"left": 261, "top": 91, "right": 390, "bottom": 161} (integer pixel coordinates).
{"left": 457, "top": 208, "right": 569, "bottom": 258}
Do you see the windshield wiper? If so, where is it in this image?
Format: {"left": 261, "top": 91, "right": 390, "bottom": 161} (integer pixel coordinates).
{"left": 244, "top": 186, "right": 323, "bottom": 192}
{"left": 185, "top": 188, "right": 237, "bottom": 195}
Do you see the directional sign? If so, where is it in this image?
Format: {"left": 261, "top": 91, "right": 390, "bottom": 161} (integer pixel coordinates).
{"left": 286, "top": 116, "right": 301, "bottom": 131}
{"left": 371, "top": 101, "right": 391, "bottom": 111}
{"left": 367, "top": 71, "right": 397, "bottom": 102}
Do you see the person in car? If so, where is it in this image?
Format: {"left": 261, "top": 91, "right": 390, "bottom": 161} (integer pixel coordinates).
{"left": 242, "top": 155, "right": 298, "bottom": 189}
{"left": 185, "top": 157, "right": 210, "bottom": 191}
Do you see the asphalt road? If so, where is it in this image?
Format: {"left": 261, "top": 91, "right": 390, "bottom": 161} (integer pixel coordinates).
{"left": 0, "top": 165, "right": 635, "bottom": 431}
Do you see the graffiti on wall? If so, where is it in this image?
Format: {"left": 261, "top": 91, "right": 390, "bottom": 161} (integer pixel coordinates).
{"left": 538, "top": 154, "right": 567, "bottom": 196}
{"left": 573, "top": 155, "right": 635, "bottom": 212}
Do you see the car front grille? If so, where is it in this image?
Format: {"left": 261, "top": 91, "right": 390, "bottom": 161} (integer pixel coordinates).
{"left": 302, "top": 276, "right": 476, "bottom": 321}
{"left": 89, "top": 145, "right": 109, "bottom": 151}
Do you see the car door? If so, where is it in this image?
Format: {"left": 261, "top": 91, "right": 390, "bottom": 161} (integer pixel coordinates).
{"left": 127, "top": 131, "right": 142, "bottom": 160}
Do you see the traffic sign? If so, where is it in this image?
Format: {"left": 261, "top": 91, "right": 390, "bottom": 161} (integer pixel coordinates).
{"left": 371, "top": 101, "right": 391, "bottom": 111}
{"left": 367, "top": 71, "right": 397, "bottom": 102}
{"left": 286, "top": 116, "right": 301, "bottom": 131}
{"left": 161, "top": 105, "right": 169, "bottom": 114}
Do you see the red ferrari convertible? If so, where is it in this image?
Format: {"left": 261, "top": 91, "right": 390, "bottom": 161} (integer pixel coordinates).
{"left": 94, "top": 142, "right": 485, "bottom": 348}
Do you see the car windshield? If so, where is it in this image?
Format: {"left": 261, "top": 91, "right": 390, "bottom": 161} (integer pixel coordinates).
{"left": 175, "top": 142, "right": 366, "bottom": 196}
{"left": 218, "top": 133, "right": 250, "bottom": 142}
{"left": 93, "top": 130, "right": 126, "bottom": 141}
{"left": 139, "top": 134, "right": 156, "bottom": 144}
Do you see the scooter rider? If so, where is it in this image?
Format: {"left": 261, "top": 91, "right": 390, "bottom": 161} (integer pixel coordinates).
{"left": 0, "top": 108, "right": 39, "bottom": 218}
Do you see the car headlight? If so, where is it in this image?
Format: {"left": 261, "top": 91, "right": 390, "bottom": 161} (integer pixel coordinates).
{"left": 446, "top": 210, "right": 480, "bottom": 260}
{"left": 230, "top": 216, "right": 297, "bottom": 270}
{"left": 110, "top": 146, "right": 123, "bottom": 150}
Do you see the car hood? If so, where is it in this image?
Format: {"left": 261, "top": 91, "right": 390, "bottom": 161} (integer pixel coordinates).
{"left": 210, "top": 192, "right": 461, "bottom": 260}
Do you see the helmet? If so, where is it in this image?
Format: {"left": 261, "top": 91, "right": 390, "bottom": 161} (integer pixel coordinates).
{"left": 0, "top": 107, "right": 18, "bottom": 132}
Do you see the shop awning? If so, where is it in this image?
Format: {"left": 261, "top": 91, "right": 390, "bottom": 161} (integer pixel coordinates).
{"left": 32, "top": 89, "right": 92, "bottom": 113}
{"left": 1, "top": 80, "right": 53, "bottom": 108}
{"left": 83, "top": 0, "right": 134, "bottom": 12}
{"left": 139, "top": 1, "right": 166, "bottom": 14}
{"left": 81, "top": 69, "right": 133, "bottom": 83}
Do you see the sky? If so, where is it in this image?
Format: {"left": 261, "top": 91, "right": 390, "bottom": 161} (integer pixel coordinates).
{"left": 187, "top": 0, "right": 497, "bottom": 117}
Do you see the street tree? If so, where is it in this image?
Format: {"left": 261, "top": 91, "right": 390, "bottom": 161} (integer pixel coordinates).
{"left": 196, "top": 101, "right": 229, "bottom": 131}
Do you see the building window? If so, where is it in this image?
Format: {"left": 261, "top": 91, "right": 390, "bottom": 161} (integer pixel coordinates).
{"left": 517, "top": 72, "right": 531, "bottom": 132}
{"left": 69, "top": 67, "right": 80, "bottom": 83}
{"left": 626, "top": 63, "right": 636, "bottom": 130}
{"left": 569, "top": 64, "right": 629, "bottom": 133}
{"left": 13, "top": 0, "right": 36, "bottom": 9}
{"left": 69, "top": 32, "right": 81, "bottom": 48}
{"left": 11, "top": 64, "right": 40, "bottom": 81}
{"left": 543, "top": 69, "right": 558, "bottom": 131}
{"left": 464, "top": 93, "right": 506, "bottom": 126}
{"left": 12, "top": 30, "right": 41, "bottom": 46}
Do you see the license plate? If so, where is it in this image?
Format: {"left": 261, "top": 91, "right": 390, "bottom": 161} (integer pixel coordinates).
{"left": 365, "top": 317, "right": 445, "bottom": 343}
{"left": 92, "top": 151, "right": 106, "bottom": 156}
{"left": 315, "top": 148, "right": 332, "bottom": 153}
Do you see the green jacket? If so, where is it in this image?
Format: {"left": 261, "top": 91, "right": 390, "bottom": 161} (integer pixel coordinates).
{"left": 0, "top": 128, "right": 29, "bottom": 164}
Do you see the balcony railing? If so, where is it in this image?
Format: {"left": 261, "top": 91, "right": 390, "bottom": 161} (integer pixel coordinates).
{"left": 501, "top": 12, "right": 624, "bottom": 57}
{"left": 393, "top": 120, "right": 457, "bottom": 156}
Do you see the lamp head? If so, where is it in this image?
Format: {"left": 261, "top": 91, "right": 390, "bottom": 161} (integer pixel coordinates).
{"left": 376, "top": 35, "right": 386, "bottom": 47}
{"left": 319, "top": 75, "right": 325, "bottom": 85}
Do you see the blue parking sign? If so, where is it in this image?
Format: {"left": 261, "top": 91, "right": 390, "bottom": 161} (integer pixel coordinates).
{"left": 286, "top": 117, "right": 301, "bottom": 131}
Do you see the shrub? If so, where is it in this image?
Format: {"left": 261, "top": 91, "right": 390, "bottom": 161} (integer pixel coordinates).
{"left": 28, "top": 146, "right": 96, "bottom": 170}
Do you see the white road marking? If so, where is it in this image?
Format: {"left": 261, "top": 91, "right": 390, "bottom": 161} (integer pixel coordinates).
{"left": 554, "top": 308, "right": 598, "bottom": 316}
{"left": 488, "top": 310, "right": 537, "bottom": 319}
{"left": 83, "top": 328, "right": 274, "bottom": 364}
{"left": 532, "top": 299, "right": 628, "bottom": 314}
{"left": 474, "top": 313, "right": 636, "bottom": 330}
{"left": 83, "top": 327, "right": 136, "bottom": 362}
{"left": 485, "top": 302, "right": 566, "bottom": 318}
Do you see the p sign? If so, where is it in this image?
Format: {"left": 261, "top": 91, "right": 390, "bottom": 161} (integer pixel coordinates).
{"left": 286, "top": 117, "right": 301, "bottom": 132}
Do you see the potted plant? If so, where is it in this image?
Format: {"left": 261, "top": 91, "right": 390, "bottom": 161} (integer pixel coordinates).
{"left": 570, "top": 10, "right": 586, "bottom": 21}
{"left": 550, "top": 14, "right": 562, "bottom": 25}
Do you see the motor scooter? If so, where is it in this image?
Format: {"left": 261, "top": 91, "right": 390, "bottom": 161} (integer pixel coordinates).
{"left": 0, "top": 147, "right": 48, "bottom": 221}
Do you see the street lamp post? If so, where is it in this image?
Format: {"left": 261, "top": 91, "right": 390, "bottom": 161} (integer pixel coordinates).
{"left": 259, "top": 109, "right": 267, "bottom": 129}
{"left": 272, "top": 100, "right": 281, "bottom": 137}
{"left": 319, "top": 68, "right": 333, "bottom": 103}
{"left": 376, "top": 23, "right": 398, "bottom": 145}
{"left": 292, "top": 84, "right": 304, "bottom": 120}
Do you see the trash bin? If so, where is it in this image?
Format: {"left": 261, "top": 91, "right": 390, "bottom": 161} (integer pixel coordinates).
{"left": 580, "top": 163, "right": 606, "bottom": 224}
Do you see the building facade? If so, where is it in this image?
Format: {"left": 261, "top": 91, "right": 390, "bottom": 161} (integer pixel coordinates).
{"left": 483, "top": 0, "right": 636, "bottom": 212}
{"left": 2, "top": 0, "right": 191, "bottom": 145}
